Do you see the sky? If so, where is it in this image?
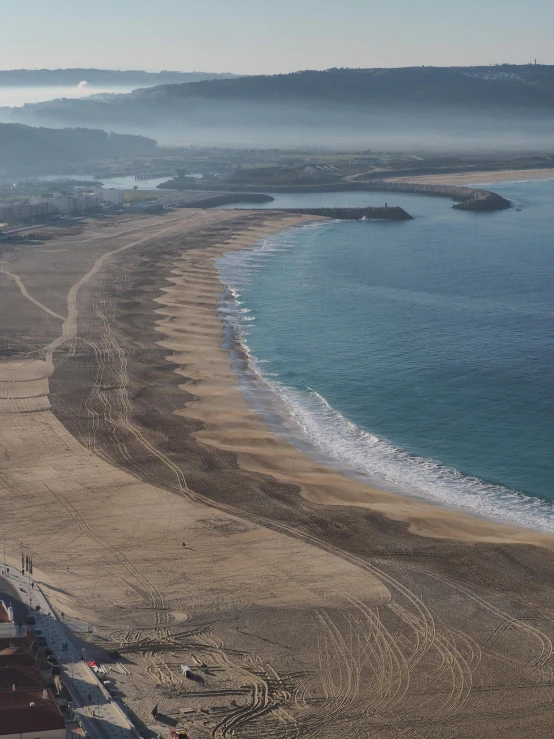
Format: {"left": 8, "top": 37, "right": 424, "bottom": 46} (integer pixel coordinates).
{"left": 1, "top": 0, "right": 553, "bottom": 74}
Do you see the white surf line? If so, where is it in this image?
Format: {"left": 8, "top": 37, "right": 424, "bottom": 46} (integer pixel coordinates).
{"left": 43, "top": 215, "right": 203, "bottom": 365}
{"left": 0, "top": 267, "right": 65, "bottom": 321}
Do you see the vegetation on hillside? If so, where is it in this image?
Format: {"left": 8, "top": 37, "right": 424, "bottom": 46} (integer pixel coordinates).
{"left": 0, "top": 122, "right": 157, "bottom": 168}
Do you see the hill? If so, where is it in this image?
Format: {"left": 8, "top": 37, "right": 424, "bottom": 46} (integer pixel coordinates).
{"left": 0, "top": 122, "right": 157, "bottom": 169}
{"left": 140, "top": 65, "right": 554, "bottom": 107}
{"left": 0, "top": 68, "right": 237, "bottom": 87}
{"left": 3, "top": 66, "right": 554, "bottom": 149}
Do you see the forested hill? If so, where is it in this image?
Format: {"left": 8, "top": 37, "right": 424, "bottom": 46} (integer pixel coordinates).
{"left": 0, "top": 122, "right": 157, "bottom": 168}
{"left": 0, "top": 69, "right": 237, "bottom": 87}
{"left": 138, "top": 65, "right": 554, "bottom": 108}
{"left": 4, "top": 66, "right": 554, "bottom": 149}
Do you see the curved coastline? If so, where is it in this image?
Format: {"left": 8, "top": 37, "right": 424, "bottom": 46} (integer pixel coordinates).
{"left": 214, "top": 223, "right": 554, "bottom": 538}
{"left": 7, "top": 206, "right": 554, "bottom": 735}
{"left": 155, "top": 212, "right": 554, "bottom": 549}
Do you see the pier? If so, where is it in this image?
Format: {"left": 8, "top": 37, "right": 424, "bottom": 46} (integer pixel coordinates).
{"left": 281, "top": 206, "right": 413, "bottom": 220}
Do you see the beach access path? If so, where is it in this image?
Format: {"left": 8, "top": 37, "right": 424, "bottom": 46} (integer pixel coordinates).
{"left": 2, "top": 566, "right": 138, "bottom": 739}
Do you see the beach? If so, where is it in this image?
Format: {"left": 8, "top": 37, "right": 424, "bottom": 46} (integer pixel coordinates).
{"left": 388, "top": 166, "right": 554, "bottom": 185}
{"left": 158, "top": 215, "right": 554, "bottom": 545}
{"left": 3, "top": 208, "right": 554, "bottom": 736}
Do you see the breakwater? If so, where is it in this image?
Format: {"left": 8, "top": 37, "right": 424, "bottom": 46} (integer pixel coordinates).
{"left": 182, "top": 193, "right": 274, "bottom": 208}
{"left": 160, "top": 178, "right": 510, "bottom": 212}
{"left": 278, "top": 206, "right": 413, "bottom": 221}
{"left": 363, "top": 182, "right": 511, "bottom": 212}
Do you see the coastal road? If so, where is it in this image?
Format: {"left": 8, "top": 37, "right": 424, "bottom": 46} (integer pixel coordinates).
{"left": 2, "top": 565, "right": 138, "bottom": 739}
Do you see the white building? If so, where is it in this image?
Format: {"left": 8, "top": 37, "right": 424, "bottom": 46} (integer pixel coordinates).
{"left": 102, "top": 188, "right": 124, "bottom": 206}
{"left": 0, "top": 602, "right": 16, "bottom": 639}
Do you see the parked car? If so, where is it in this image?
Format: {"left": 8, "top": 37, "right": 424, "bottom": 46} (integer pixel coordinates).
{"left": 108, "top": 650, "right": 121, "bottom": 660}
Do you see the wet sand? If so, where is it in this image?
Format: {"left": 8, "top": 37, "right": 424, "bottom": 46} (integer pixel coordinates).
{"left": 3, "top": 210, "right": 554, "bottom": 737}
{"left": 159, "top": 218, "right": 554, "bottom": 547}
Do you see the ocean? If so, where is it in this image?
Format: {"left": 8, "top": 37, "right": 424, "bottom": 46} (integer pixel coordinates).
{"left": 217, "top": 179, "right": 554, "bottom": 532}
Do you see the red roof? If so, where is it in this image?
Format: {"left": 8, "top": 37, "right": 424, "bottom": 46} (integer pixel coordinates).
{"left": 0, "top": 631, "right": 36, "bottom": 652}
{"left": 0, "top": 665, "right": 43, "bottom": 691}
{"left": 0, "top": 646, "right": 37, "bottom": 667}
{"left": 0, "top": 689, "right": 65, "bottom": 734}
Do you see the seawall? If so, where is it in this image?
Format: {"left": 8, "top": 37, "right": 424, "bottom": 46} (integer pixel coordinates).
{"left": 183, "top": 193, "right": 274, "bottom": 208}
{"left": 365, "top": 182, "right": 511, "bottom": 212}
{"left": 277, "top": 206, "right": 413, "bottom": 221}
{"left": 161, "top": 179, "right": 510, "bottom": 212}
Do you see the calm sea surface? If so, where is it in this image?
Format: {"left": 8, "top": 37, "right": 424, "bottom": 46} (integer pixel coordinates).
{"left": 218, "top": 180, "right": 554, "bottom": 531}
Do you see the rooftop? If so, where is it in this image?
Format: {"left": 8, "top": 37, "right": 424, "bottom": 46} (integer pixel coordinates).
{"left": 0, "top": 645, "right": 37, "bottom": 668}
{"left": 0, "top": 631, "right": 37, "bottom": 651}
{"left": 0, "top": 665, "right": 44, "bottom": 692}
{"left": 0, "top": 688, "right": 65, "bottom": 735}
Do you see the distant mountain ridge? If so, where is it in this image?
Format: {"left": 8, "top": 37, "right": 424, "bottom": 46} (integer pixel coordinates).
{"left": 2, "top": 66, "right": 554, "bottom": 149}
{"left": 137, "top": 65, "right": 554, "bottom": 107}
{"left": 0, "top": 68, "right": 237, "bottom": 87}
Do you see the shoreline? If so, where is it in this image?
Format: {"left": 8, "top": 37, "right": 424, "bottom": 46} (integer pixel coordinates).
{"left": 215, "top": 228, "right": 554, "bottom": 536}
{"left": 7, "top": 208, "right": 554, "bottom": 733}
{"left": 386, "top": 167, "right": 554, "bottom": 186}
{"left": 156, "top": 212, "right": 554, "bottom": 549}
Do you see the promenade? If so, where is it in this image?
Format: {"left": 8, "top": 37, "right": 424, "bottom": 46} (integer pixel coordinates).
{"left": 2, "top": 566, "right": 139, "bottom": 739}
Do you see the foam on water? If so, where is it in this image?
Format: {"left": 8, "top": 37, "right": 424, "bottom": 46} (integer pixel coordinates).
{"left": 216, "top": 222, "right": 554, "bottom": 534}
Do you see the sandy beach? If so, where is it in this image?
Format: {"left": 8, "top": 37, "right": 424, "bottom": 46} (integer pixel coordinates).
{"left": 388, "top": 166, "right": 554, "bottom": 185}
{"left": 158, "top": 217, "right": 554, "bottom": 546}
{"left": 3, "top": 208, "right": 554, "bottom": 737}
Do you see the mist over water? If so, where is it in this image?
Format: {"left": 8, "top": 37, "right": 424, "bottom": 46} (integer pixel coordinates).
{"left": 216, "top": 180, "right": 554, "bottom": 532}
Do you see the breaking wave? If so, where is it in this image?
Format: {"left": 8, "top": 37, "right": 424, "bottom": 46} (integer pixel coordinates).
{"left": 215, "top": 225, "right": 554, "bottom": 534}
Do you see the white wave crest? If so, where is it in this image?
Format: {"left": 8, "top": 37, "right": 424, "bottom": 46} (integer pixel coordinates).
{"left": 215, "top": 224, "right": 554, "bottom": 534}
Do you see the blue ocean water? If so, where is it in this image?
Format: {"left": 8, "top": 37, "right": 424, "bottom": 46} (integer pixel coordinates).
{"left": 217, "top": 180, "right": 554, "bottom": 531}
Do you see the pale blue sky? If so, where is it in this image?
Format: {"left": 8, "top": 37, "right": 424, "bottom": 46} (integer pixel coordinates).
{"left": 1, "top": 0, "right": 552, "bottom": 73}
